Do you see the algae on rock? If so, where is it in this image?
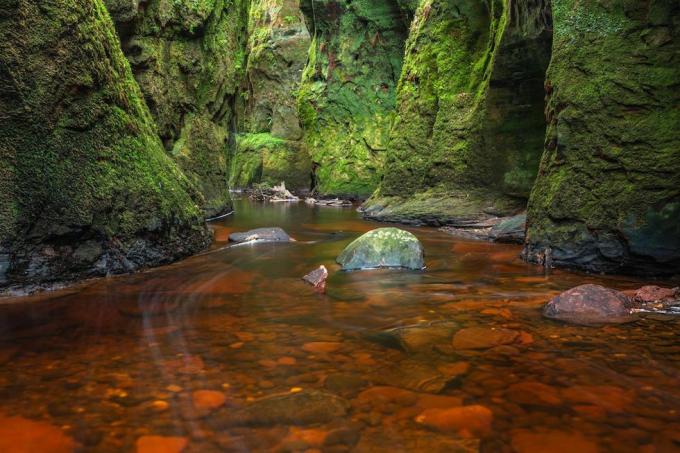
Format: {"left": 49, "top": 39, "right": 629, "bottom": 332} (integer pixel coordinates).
{"left": 523, "top": 0, "right": 680, "bottom": 275}
{"left": 297, "top": 0, "right": 409, "bottom": 198}
{"left": 367, "top": 0, "right": 552, "bottom": 224}
{"left": 106, "top": 0, "right": 251, "bottom": 217}
{"left": 0, "top": 0, "right": 211, "bottom": 287}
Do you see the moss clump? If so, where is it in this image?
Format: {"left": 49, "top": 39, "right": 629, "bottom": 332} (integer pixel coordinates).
{"left": 371, "top": 0, "right": 551, "bottom": 223}
{"left": 523, "top": 0, "right": 680, "bottom": 274}
{"left": 230, "top": 133, "right": 311, "bottom": 190}
{"left": 297, "top": 0, "right": 409, "bottom": 198}
{"left": 0, "top": 0, "right": 210, "bottom": 287}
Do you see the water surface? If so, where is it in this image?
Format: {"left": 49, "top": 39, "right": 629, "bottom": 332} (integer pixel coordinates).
{"left": 0, "top": 199, "right": 678, "bottom": 452}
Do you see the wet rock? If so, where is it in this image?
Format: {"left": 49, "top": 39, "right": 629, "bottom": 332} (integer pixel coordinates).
{"left": 0, "top": 415, "right": 76, "bottom": 453}
{"left": 323, "top": 373, "right": 366, "bottom": 396}
{"left": 632, "top": 286, "right": 678, "bottom": 303}
{"left": 488, "top": 214, "right": 526, "bottom": 244}
{"left": 323, "top": 426, "right": 360, "bottom": 448}
{"left": 507, "top": 382, "right": 562, "bottom": 407}
{"left": 228, "top": 228, "right": 292, "bottom": 244}
{"left": 336, "top": 228, "right": 425, "bottom": 270}
{"left": 510, "top": 429, "right": 599, "bottom": 453}
{"left": 371, "top": 359, "right": 461, "bottom": 393}
{"left": 230, "top": 390, "right": 350, "bottom": 426}
{"left": 369, "top": 321, "right": 458, "bottom": 353}
{"left": 302, "top": 265, "right": 328, "bottom": 292}
{"left": 136, "top": 435, "right": 188, "bottom": 453}
{"left": 354, "top": 386, "right": 419, "bottom": 409}
{"left": 192, "top": 390, "right": 226, "bottom": 412}
{"left": 543, "top": 284, "right": 634, "bottom": 325}
{"left": 415, "top": 405, "right": 493, "bottom": 438}
{"left": 452, "top": 327, "right": 519, "bottom": 350}
{"left": 562, "top": 385, "right": 634, "bottom": 413}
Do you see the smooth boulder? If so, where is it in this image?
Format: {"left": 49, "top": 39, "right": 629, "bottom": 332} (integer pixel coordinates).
{"left": 228, "top": 227, "right": 292, "bottom": 243}
{"left": 543, "top": 284, "right": 633, "bottom": 325}
{"left": 336, "top": 228, "right": 425, "bottom": 270}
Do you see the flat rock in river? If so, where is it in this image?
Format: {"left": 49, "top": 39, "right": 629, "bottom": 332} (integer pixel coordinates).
{"left": 228, "top": 227, "right": 292, "bottom": 243}
{"left": 336, "top": 228, "right": 425, "bottom": 270}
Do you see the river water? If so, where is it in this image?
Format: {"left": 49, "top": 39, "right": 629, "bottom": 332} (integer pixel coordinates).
{"left": 0, "top": 198, "right": 678, "bottom": 452}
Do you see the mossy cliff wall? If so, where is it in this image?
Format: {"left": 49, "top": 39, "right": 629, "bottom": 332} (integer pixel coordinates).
{"left": 230, "top": 0, "right": 312, "bottom": 190}
{"left": 364, "top": 0, "right": 552, "bottom": 225}
{"left": 105, "top": 0, "right": 251, "bottom": 217}
{"left": 0, "top": 0, "right": 211, "bottom": 288}
{"left": 523, "top": 0, "right": 680, "bottom": 275}
{"left": 297, "top": 0, "right": 409, "bottom": 198}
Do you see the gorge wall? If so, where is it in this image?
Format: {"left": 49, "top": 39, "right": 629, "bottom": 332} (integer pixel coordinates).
{"left": 0, "top": 0, "right": 210, "bottom": 288}
{"left": 106, "top": 0, "right": 251, "bottom": 218}
{"left": 1, "top": 0, "right": 678, "bottom": 288}
{"left": 523, "top": 0, "right": 680, "bottom": 274}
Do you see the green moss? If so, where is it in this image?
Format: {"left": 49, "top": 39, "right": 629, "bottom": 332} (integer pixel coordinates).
{"left": 524, "top": 0, "right": 680, "bottom": 274}
{"left": 373, "top": 0, "right": 551, "bottom": 223}
{"left": 0, "top": 0, "right": 210, "bottom": 286}
{"left": 297, "top": 0, "right": 409, "bottom": 198}
{"left": 230, "top": 133, "right": 311, "bottom": 190}
{"left": 107, "top": 0, "right": 251, "bottom": 217}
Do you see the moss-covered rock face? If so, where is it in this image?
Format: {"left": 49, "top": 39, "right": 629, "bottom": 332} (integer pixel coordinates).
{"left": 105, "top": 0, "right": 250, "bottom": 217}
{"left": 367, "top": 0, "right": 552, "bottom": 223}
{"left": 0, "top": 0, "right": 211, "bottom": 288}
{"left": 229, "top": 133, "right": 311, "bottom": 189}
{"left": 230, "top": 0, "right": 312, "bottom": 191}
{"left": 523, "top": 0, "right": 680, "bottom": 275}
{"left": 297, "top": 0, "right": 409, "bottom": 198}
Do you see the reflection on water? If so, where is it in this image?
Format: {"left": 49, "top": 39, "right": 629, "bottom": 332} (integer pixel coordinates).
{"left": 0, "top": 198, "right": 679, "bottom": 452}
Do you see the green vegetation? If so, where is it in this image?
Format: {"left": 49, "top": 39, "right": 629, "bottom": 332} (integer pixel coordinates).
{"left": 0, "top": 0, "right": 210, "bottom": 286}
{"left": 524, "top": 0, "right": 680, "bottom": 274}
{"left": 1, "top": 0, "right": 678, "bottom": 286}
{"left": 297, "top": 0, "right": 409, "bottom": 198}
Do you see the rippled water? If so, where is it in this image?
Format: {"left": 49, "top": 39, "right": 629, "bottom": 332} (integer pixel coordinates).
{"left": 0, "top": 198, "right": 679, "bottom": 452}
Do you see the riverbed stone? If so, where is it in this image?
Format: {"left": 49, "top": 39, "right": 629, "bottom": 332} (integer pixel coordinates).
{"left": 510, "top": 429, "right": 599, "bottom": 453}
{"left": 336, "top": 228, "right": 425, "bottom": 270}
{"left": 230, "top": 390, "right": 350, "bottom": 426}
{"left": 543, "top": 284, "right": 633, "bottom": 325}
{"left": 369, "top": 321, "right": 458, "bottom": 353}
{"left": 415, "top": 405, "right": 493, "bottom": 438}
{"left": 136, "top": 435, "right": 188, "bottom": 453}
{"left": 228, "top": 228, "right": 292, "bottom": 244}
{"left": 0, "top": 415, "right": 76, "bottom": 453}
{"left": 452, "top": 327, "right": 520, "bottom": 350}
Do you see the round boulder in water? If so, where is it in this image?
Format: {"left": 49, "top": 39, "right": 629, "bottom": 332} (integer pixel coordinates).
{"left": 543, "top": 284, "right": 633, "bottom": 324}
{"left": 228, "top": 227, "right": 292, "bottom": 243}
{"left": 336, "top": 228, "right": 425, "bottom": 270}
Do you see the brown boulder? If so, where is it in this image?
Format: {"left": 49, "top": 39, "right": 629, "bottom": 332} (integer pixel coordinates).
{"left": 543, "top": 284, "right": 633, "bottom": 324}
{"left": 632, "top": 285, "right": 678, "bottom": 303}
